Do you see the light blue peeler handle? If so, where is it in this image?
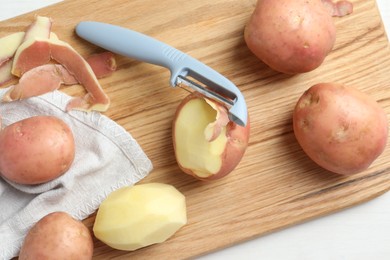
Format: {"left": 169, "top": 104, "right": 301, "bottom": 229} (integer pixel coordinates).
{"left": 76, "top": 21, "right": 247, "bottom": 126}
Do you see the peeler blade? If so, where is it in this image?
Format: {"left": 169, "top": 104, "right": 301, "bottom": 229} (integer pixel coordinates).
{"left": 75, "top": 21, "right": 248, "bottom": 126}
{"left": 176, "top": 75, "right": 234, "bottom": 108}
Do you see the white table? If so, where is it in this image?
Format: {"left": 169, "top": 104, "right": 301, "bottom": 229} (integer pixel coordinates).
{"left": 1, "top": 1, "right": 389, "bottom": 259}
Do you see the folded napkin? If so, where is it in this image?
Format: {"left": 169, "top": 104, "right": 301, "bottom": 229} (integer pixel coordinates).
{"left": 0, "top": 88, "right": 153, "bottom": 259}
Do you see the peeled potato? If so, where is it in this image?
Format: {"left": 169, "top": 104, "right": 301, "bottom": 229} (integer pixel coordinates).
{"left": 173, "top": 93, "right": 250, "bottom": 180}
{"left": 93, "top": 183, "right": 187, "bottom": 251}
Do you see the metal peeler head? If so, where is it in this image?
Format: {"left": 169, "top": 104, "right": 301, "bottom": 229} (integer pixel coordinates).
{"left": 172, "top": 66, "right": 248, "bottom": 127}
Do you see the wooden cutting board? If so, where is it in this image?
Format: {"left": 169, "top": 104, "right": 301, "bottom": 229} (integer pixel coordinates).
{"left": 2, "top": 0, "right": 390, "bottom": 258}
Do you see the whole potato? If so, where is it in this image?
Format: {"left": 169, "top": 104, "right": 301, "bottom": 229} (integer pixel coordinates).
{"left": 293, "top": 83, "right": 388, "bottom": 175}
{"left": 19, "top": 212, "right": 93, "bottom": 260}
{"left": 244, "top": 0, "right": 336, "bottom": 74}
{"left": 0, "top": 115, "right": 75, "bottom": 184}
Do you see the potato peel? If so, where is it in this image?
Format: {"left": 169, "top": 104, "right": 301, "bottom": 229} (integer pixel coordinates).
{"left": 22, "top": 15, "right": 52, "bottom": 42}
{"left": 0, "top": 15, "right": 114, "bottom": 112}
{"left": 86, "top": 52, "right": 117, "bottom": 78}
{"left": 3, "top": 64, "right": 78, "bottom": 102}
{"left": 0, "top": 32, "right": 26, "bottom": 85}
{"left": 321, "top": 0, "right": 353, "bottom": 17}
{"left": 204, "top": 98, "right": 230, "bottom": 142}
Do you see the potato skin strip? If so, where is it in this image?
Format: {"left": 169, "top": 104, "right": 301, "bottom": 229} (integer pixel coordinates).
{"left": 3, "top": 64, "right": 77, "bottom": 102}
{"left": 321, "top": 0, "right": 353, "bottom": 17}
{"left": 86, "top": 52, "right": 117, "bottom": 79}
{"left": 12, "top": 38, "right": 110, "bottom": 112}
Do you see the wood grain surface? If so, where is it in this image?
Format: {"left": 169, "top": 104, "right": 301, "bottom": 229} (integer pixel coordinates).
{"left": 1, "top": 0, "right": 390, "bottom": 259}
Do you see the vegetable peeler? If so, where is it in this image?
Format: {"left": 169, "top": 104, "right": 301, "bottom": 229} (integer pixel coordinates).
{"left": 75, "top": 21, "right": 248, "bottom": 126}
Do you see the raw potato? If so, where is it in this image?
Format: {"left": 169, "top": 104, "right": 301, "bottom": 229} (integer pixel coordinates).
{"left": 19, "top": 212, "right": 93, "bottom": 260}
{"left": 293, "top": 83, "right": 388, "bottom": 175}
{"left": 93, "top": 183, "right": 187, "bottom": 251}
{"left": 173, "top": 93, "right": 250, "bottom": 180}
{"left": 244, "top": 0, "right": 336, "bottom": 74}
{"left": 0, "top": 116, "right": 75, "bottom": 184}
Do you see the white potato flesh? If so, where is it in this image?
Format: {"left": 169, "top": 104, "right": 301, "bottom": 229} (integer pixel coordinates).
{"left": 174, "top": 99, "right": 227, "bottom": 178}
{"left": 0, "top": 32, "right": 25, "bottom": 61}
{"left": 93, "top": 183, "right": 187, "bottom": 251}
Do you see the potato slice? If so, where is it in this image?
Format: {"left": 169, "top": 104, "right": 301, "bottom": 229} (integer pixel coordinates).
{"left": 93, "top": 183, "right": 187, "bottom": 251}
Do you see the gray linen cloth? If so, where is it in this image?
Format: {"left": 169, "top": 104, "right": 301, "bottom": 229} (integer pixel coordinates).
{"left": 0, "top": 88, "right": 153, "bottom": 259}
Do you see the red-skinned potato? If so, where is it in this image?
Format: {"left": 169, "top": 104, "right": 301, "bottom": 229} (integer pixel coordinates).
{"left": 0, "top": 116, "right": 75, "bottom": 184}
{"left": 19, "top": 212, "right": 93, "bottom": 260}
{"left": 293, "top": 83, "right": 388, "bottom": 175}
{"left": 244, "top": 0, "right": 336, "bottom": 74}
{"left": 173, "top": 93, "right": 250, "bottom": 181}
